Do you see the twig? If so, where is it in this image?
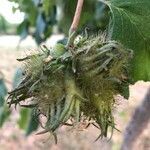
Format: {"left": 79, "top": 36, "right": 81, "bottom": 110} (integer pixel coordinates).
{"left": 66, "top": 0, "right": 84, "bottom": 48}
{"left": 70, "top": 0, "right": 84, "bottom": 33}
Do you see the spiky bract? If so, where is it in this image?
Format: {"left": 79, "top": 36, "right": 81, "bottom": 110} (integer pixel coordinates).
{"left": 8, "top": 34, "right": 132, "bottom": 141}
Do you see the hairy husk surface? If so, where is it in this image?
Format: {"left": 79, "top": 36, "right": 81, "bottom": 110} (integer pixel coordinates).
{"left": 8, "top": 35, "right": 132, "bottom": 142}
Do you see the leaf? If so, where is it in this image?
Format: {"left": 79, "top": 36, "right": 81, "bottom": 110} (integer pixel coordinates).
{"left": 17, "top": 20, "right": 29, "bottom": 41}
{"left": 25, "top": 109, "right": 39, "bottom": 136}
{"left": 43, "top": 0, "right": 55, "bottom": 16}
{"left": 18, "top": 108, "right": 31, "bottom": 129}
{"left": 32, "top": 0, "right": 41, "bottom": 6}
{"left": 0, "top": 105, "right": 11, "bottom": 127}
{"left": 0, "top": 79, "right": 7, "bottom": 107}
{"left": 35, "top": 13, "right": 46, "bottom": 44}
{"left": 0, "top": 78, "right": 10, "bottom": 127}
{"left": 18, "top": 108, "right": 39, "bottom": 135}
{"left": 105, "top": 0, "right": 150, "bottom": 81}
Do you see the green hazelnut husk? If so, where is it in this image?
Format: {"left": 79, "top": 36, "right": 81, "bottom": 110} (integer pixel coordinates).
{"left": 8, "top": 34, "right": 132, "bottom": 141}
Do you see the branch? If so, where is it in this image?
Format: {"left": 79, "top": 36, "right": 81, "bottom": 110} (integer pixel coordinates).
{"left": 121, "top": 88, "right": 150, "bottom": 150}
{"left": 70, "top": 0, "right": 84, "bottom": 33}
{"left": 66, "top": 0, "right": 84, "bottom": 48}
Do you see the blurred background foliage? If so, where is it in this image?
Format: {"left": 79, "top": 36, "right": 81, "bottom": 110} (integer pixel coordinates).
{"left": 0, "top": 15, "right": 17, "bottom": 34}
{"left": 0, "top": 76, "right": 10, "bottom": 127}
{"left": 8, "top": 0, "right": 109, "bottom": 43}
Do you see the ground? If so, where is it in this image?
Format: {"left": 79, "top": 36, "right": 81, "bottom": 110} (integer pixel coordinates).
{"left": 0, "top": 36, "right": 150, "bottom": 150}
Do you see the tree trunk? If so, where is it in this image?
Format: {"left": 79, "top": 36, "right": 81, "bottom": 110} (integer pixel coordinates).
{"left": 121, "top": 88, "right": 150, "bottom": 150}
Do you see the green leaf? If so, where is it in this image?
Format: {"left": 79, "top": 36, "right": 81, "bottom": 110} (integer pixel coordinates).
{"left": 17, "top": 20, "right": 29, "bottom": 41}
{"left": 0, "top": 105, "right": 11, "bottom": 127}
{"left": 43, "top": 0, "right": 55, "bottom": 16}
{"left": 0, "top": 79, "right": 7, "bottom": 107}
{"left": 0, "top": 78, "right": 10, "bottom": 127}
{"left": 25, "top": 109, "right": 39, "bottom": 136}
{"left": 18, "top": 108, "right": 31, "bottom": 129}
{"left": 18, "top": 108, "right": 39, "bottom": 135}
{"left": 35, "top": 13, "right": 46, "bottom": 44}
{"left": 105, "top": 0, "right": 150, "bottom": 81}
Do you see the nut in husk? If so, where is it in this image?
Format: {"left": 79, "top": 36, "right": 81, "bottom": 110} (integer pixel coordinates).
{"left": 8, "top": 34, "right": 132, "bottom": 142}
